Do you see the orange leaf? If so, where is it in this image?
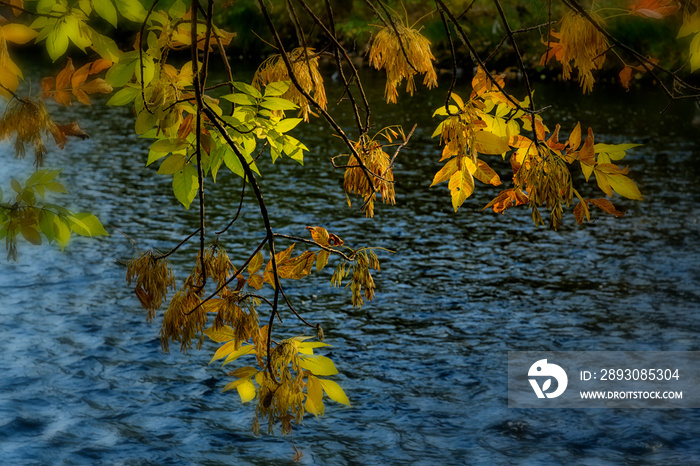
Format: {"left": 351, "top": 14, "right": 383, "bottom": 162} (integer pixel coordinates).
{"left": 72, "top": 88, "right": 91, "bottom": 105}
{"left": 89, "top": 58, "right": 113, "bottom": 75}
{"left": 81, "top": 78, "right": 113, "bottom": 94}
{"left": 53, "top": 90, "right": 72, "bottom": 106}
{"left": 306, "top": 226, "right": 330, "bottom": 246}
{"left": 41, "top": 76, "right": 54, "bottom": 94}
{"left": 619, "top": 66, "right": 633, "bottom": 90}
{"left": 71, "top": 63, "right": 91, "bottom": 89}
{"left": 50, "top": 121, "right": 89, "bottom": 149}
{"left": 578, "top": 127, "right": 596, "bottom": 166}
{"left": 588, "top": 198, "right": 626, "bottom": 217}
{"left": 629, "top": 0, "right": 680, "bottom": 19}
{"left": 483, "top": 188, "right": 528, "bottom": 214}
{"left": 56, "top": 59, "right": 74, "bottom": 90}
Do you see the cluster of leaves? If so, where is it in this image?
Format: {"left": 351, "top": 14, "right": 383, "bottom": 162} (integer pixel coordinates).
{"left": 125, "top": 225, "right": 373, "bottom": 435}
{"left": 542, "top": 0, "right": 700, "bottom": 92}
{"left": 0, "top": 170, "right": 107, "bottom": 261}
{"left": 431, "top": 67, "right": 642, "bottom": 229}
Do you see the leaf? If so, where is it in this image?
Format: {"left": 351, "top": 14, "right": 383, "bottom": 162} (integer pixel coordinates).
{"left": 232, "top": 81, "right": 262, "bottom": 99}
{"left": 473, "top": 159, "right": 501, "bottom": 186}
{"left": 473, "top": 131, "right": 510, "bottom": 155}
{"left": 114, "top": 0, "right": 147, "bottom": 22}
{"left": 305, "top": 376, "right": 325, "bottom": 417}
{"left": 316, "top": 249, "right": 330, "bottom": 272}
{"left": 448, "top": 169, "right": 475, "bottom": 212}
{"left": 629, "top": 0, "right": 680, "bottom": 19}
{"left": 3, "top": 23, "right": 38, "bottom": 45}
{"left": 588, "top": 198, "right": 626, "bottom": 217}
{"left": 297, "top": 341, "right": 332, "bottom": 355}
{"left": 53, "top": 216, "right": 71, "bottom": 251}
{"left": 172, "top": 164, "right": 199, "bottom": 209}
{"left": 82, "top": 78, "right": 113, "bottom": 94}
{"left": 21, "top": 226, "right": 42, "bottom": 245}
{"left": 67, "top": 213, "right": 108, "bottom": 236}
{"left": 318, "top": 378, "right": 351, "bottom": 406}
{"left": 46, "top": 22, "right": 70, "bottom": 62}
{"left": 276, "top": 118, "right": 303, "bottom": 133}
{"left": 276, "top": 251, "right": 316, "bottom": 280}
{"left": 264, "top": 81, "right": 290, "bottom": 97}
{"left": 431, "top": 157, "right": 458, "bottom": 187}
{"left": 306, "top": 225, "right": 330, "bottom": 246}
{"left": 619, "top": 66, "right": 633, "bottom": 91}
{"left": 94, "top": 0, "right": 118, "bottom": 27}
{"left": 260, "top": 97, "right": 298, "bottom": 111}
{"left": 56, "top": 58, "right": 75, "bottom": 90}
{"left": 158, "top": 154, "right": 186, "bottom": 175}
{"left": 210, "top": 341, "right": 244, "bottom": 364}
{"left": 248, "top": 251, "right": 264, "bottom": 274}
{"left": 247, "top": 274, "right": 263, "bottom": 290}
{"left": 50, "top": 121, "right": 89, "bottom": 149}
{"left": 151, "top": 138, "right": 190, "bottom": 153}
{"left": 106, "top": 86, "right": 139, "bottom": 106}
{"left": 221, "top": 93, "right": 258, "bottom": 106}
{"left": 203, "top": 325, "right": 235, "bottom": 343}
{"left": 299, "top": 355, "right": 338, "bottom": 376}
{"left": 222, "top": 345, "right": 255, "bottom": 366}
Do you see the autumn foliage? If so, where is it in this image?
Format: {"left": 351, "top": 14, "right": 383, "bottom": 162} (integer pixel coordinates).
{"left": 1, "top": 0, "right": 700, "bottom": 451}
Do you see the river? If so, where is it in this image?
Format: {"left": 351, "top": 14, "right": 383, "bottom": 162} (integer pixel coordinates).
{"left": 1, "top": 69, "right": 700, "bottom": 464}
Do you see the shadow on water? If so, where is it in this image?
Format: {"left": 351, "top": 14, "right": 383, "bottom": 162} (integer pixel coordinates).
{"left": 1, "top": 68, "right": 700, "bottom": 464}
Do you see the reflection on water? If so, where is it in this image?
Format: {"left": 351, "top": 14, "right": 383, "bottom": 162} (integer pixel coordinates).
{"left": 1, "top": 71, "right": 700, "bottom": 464}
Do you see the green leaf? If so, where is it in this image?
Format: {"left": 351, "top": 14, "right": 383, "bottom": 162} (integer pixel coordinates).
{"left": 106, "top": 86, "right": 139, "bottom": 106}
{"left": 91, "top": 32, "right": 120, "bottom": 62}
{"left": 105, "top": 58, "right": 136, "bottom": 87}
{"left": 39, "top": 210, "right": 56, "bottom": 243}
{"left": 53, "top": 216, "right": 71, "bottom": 250}
{"left": 46, "top": 22, "right": 70, "bottom": 62}
{"left": 232, "top": 81, "right": 262, "bottom": 99}
{"left": 64, "top": 14, "right": 91, "bottom": 51}
{"left": 172, "top": 163, "right": 199, "bottom": 209}
{"left": 276, "top": 118, "right": 303, "bottom": 133}
{"left": 260, "top": 97, "right": 298, "bottom": 111}
{"left": 221, "top": 93, "right": 258, "bottom": 106}
{"left": 158, "top": 154, "right": 186, "bottom": 175}
{"left": 114, "top": 0, "right": 147, "bottom": 22}
{"left": 594, "top": 143, "right": 642, "bottom": 161}
{"left": 223, "top": 148, "right": 245, "bottom": 178}
{"left": 94, "top": 0, "right": 118, "bottom": 27}
{"left": 150, "top": 138, "right": 190, "bottom": 153}
{"left": 45, "top": 182, "right": 68, "bottom": 194}
{"left": 264, "top": 81, "right": 290, "bottom": 97}
{"left": 11, "top": 179, "right": 21, "bottom": 193}
{"left": 68, "top": 212, "right": 108, "bottom": 236}
{"left": 318, "top": 378, "right": 351, "bottom": 406}
{"left": 169, "top": 0, "right": 187, "bottom": 19}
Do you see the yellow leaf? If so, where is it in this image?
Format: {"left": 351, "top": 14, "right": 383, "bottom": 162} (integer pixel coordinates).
{"left": 430, "top": 157, "right": 458, "bottom": 187}
{"left": 247, "top": 274, "right": 263, "bottom": 290}
{"left": 297, "top": 341, "right": 332, "bottom": 355}
{"left": 316, "top": 249, "right": 329, "bottom": 272}
{"left": 1, "top": 23, "right": 38, "bottom": 44}
{"left": 229, "top": 366, "right": 259, "bottom": 379}
{"left": 448, "top": 169, "right": 474, "bottom": 212}
{"left": 248, "top": 251, "right": 264, "bottom": 274}
{"left": 236, "top": 380, "right": 256, "bottom": 403}
{"left": 607, "top": 173, "right": 644, "bottom": 200}
{"left": 473, "top": 131, "right": 510, "bottom": 155}
{"left": 473, "top": 159, "right": 501, "bottom": 186}
{"left": 209, "top": 340, "right": 238, "bottom": 364}
{"left": 203, "top": 325, "right": 235, "bottom": 343}
{"left": 305, "top": 376, "right": 325, "bottom": 417}
{"left": 221, "top": 345, "right": 255, "bottom": 367}
{"left": 318, "top": 378, "right": 351, "bottom": 406}
{"left": 299, "top": 355, "right": 338, "bottom": 376}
